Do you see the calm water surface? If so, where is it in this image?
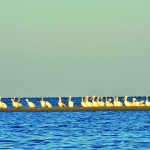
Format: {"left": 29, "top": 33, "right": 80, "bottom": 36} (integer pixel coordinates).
{"left": 0, "top": 111, "right": 150, "bottom": 150}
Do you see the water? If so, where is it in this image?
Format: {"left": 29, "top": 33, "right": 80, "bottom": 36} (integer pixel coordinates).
{"left": 0, "top": 97, "right": 150, "bottom": 149}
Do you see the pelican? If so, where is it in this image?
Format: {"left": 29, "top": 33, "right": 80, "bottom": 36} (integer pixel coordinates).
{"left": 85, "top": 96, "right": 92, "bottom": 107}
{"left": 58, "top": 97, "right": 66, "bottom": 108}
{"left": 68, "top": 96, "right": 74, "bottom": 108}
{"left": 40, "top": 97, "right": 46, "bottom": 108}
{"left": 17, "top": 97, "right": 23, "bottom": 108}
{"left": 132, "top": 98, "right": 140, "bottom": 106}
{"left": 146, "top": 96, "right": 150, "bottom": 106}
{"left": 114, "top": 97, "right": 123, "bottom": 106}
{"left": 140, "top": 100, "right": 145, "bottom": 106}
{"left": 96, "top": 96, "right": 100, "bottom": 106}
{"left": 11, "top": 98, "right": 21, "bottom": 108}
{"left": 123, "top": 96, "right": 133, "bottom": 106}
{"left": 97, "top": 96, "right": 105, "bottom": 107}
{"left": 0, "top": 96, "right": 7, "bottom": 108}
{"left": 91, "top": 96, "right": 98, "bottom": 107}
{"left": 105, "top": 96, "right": 113, "bottom": 107}
{"left": 81, "top": 97, "right": 87, "bottom": 107}
{"left": 26, "top": 99, "right": 35, "bottom": 108}
{"left": 45, "top": 100, "right": 52, "bottom": 108}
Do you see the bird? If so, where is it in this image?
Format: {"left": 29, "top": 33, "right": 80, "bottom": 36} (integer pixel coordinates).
{"left": 123, "top": 96, "right": 133, "bottom": 106}
{"left": 139, "top": 100, "right": 145, "bottom": 106}
{"left": 17, "top": 97, "right": 23, "bottom": 108}
{"left": 145, "top": 96, "right": 150, "bottom": 106}
{"left": 91, "top": 96, "right": 98, "bottom": 107}
{"left": 96, "top": 97, "right": 100, "bottom": 106}
{"left": 11, "top": 98, "right": 21, "bottom": 108}
{"left": 40, "top": 97, "right": 46, "bottom": 108}
{"left": 0, "top": 96, "right": 7, "bottom": 108}
{"left": 0, "top": 102, "right": 3, "bottom": 109}
{"left": 45, "top": 100, "right": 52, "bottom": 108}
{"left": 105, "top": 96, "right": 113, "bottom": 107}
{"left": 68, "top": 96, "right": 74, "bottom": 108}
{"left": 132, "top": 98, "right": 141, "bottom": 106}
{"left": 81, "top": 97, "right": 87, "bottom": 107}
{"left": 58, "top": 97, "right": 66, "bottom": 108}
{"left": 85, "top": 96, "right": 92, "bottom": 107}
{"left": 114, "top": 97, "right": 123, "bottom": 106}
{"left": 26, "top": 99, "right": 35, "bottom": 108}
{"left": 96, "top": 96, "right": 105, "bottom": 107}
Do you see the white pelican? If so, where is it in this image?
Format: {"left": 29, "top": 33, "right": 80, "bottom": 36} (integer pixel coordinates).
{"left": 132, "top": 98, "right": 141, "bottom": 106}
{"left": 81, "top": 97, "right": 87, "bottom": 107}
{"left": 45, "top": 100, "right": 52, "bottom": 108}
{"left": 123, "top": 96, "right": 133, "bottom": 106}
{"left": 96, "top": 97, "right": 100, "bottom": 106}
{"left": 17, "top": 97, "right": 23, "bottom": 108}
{"left": 11, "top": 98, "right": 21, "bottom": 108}
{"left": 97, "top": 96, "right": 105, "bottom": 107}
{"left": 114, "top": 97, "right": 123, "bottom": 106}
{"left": 105, "top": 96, "right": 113, "bottom": 107}
{"left": 91, "top": 96, "right": 98, "bottom": 107}
{"left": 68, "top": 96, "right": 74, "bottom": 108}
{"left": 85, "top": 96, "right": 92, "bottom": 107}
{"left": 58, "top": 97, "right": 66, "bottom": 108}
{"left": 146, "top": 96, "right": 150, "bottom": 106}
{"left": 40, "top": 97, "right": 46, "bottom": 108}
{"left": 0, "top": 96, "right": 7, "bottom": 108}
{"left": 26, "top": 99, "right": 35, "bottom": 108}
{"left": 140, "top": 100, "right": 145, "bottom": 106}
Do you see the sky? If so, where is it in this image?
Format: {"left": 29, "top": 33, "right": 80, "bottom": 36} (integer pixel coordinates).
{"left": 0, "top": 0, "right": 150, "bottom": 97}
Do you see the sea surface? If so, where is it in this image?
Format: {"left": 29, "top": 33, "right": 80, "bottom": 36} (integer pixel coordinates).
{"left": 0, "top": 97, "right": 150, "bottom": 150}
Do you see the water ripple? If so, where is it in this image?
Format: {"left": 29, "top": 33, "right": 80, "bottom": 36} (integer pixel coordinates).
{"left": 0, "top": 111, "right": 150, "bottom": 149}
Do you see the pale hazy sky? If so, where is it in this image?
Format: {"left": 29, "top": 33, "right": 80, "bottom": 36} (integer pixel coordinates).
{"left": 0, "top": 1, "right": 150, "bottom": 97}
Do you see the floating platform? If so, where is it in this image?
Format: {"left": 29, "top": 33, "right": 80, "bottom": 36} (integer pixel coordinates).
{"left": 1, "top": 106, "right": 150, "bottom": 112}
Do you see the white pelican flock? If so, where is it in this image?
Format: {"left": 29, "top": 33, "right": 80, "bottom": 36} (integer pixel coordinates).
{"left": 11, "top": 97, "right": 22, "bottom": 108}
{"left": 45, "top": 100, "right": 52, "bottom": 108}
{"left": 96, "top": 96, "right": 105, "bottom": 107}
{"left": 0, "top": 96, "right": 149, "bottom": 109}
{"left": 40, "top": 97, "right": 52, "bottom": 108}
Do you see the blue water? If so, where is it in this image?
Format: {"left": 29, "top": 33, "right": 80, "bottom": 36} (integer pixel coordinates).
{"left": 0, "top": 97, "right": 150, "bottom": 149}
